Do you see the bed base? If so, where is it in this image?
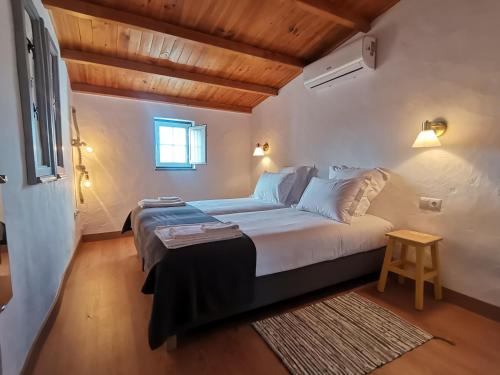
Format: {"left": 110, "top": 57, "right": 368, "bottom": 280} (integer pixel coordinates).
{"left": 163, "top": 247, "right": 385, "bottom": 352}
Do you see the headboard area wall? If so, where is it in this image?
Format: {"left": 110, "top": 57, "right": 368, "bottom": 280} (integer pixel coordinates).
{"left": 73, "top": 94, "right": 253, "bottom": 235}
{"left": 250, "top": 0, "right": 500, "bottom": 307}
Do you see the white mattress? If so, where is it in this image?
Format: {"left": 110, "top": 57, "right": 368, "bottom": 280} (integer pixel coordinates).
{"left": 189, "top": 198, "right": 285, "bottom": 216}
{"left": 214, "top": 208, "right": 394, "bottom": 277}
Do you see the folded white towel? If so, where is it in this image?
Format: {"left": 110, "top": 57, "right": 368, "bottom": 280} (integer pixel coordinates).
{"left": 141, "top": 198, "right": 184, "bottom": 204}
{"left": 161, "top": 222, "right": 239, "bottom": 239}
{"left": 138, "top": 198, "right": 186, "bottom": 208}
{"left": 157, "top": 196, "right": 183, "bottom": 202}
{"left": 201, "top": 222, "right": 240, "bottom": 232}
{"left": 155, "top": 222, "right": 242, "bottom": 249}
{"left": 167, "top": 228, "right": 240, "bottom": 240}
{"left": 156, "top": 232, "right": 242, "bottom": 249}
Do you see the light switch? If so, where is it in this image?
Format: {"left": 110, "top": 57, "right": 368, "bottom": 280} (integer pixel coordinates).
{"left": 419, "top": 197, "right": 442, "bottom": 212}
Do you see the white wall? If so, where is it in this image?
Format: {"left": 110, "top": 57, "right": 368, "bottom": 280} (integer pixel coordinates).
{"left": 73, "top": 94, "right": 253, "bottom": 234}
{"left": 0, "top": 0, "right": 79, "bottom": 374}
{"left": 251, "top": 0, "right": 500, "bottom": 307}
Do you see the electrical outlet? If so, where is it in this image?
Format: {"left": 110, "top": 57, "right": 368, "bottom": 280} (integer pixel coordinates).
{"left": 419, "top": 197, "right": 442, "bottom": 212}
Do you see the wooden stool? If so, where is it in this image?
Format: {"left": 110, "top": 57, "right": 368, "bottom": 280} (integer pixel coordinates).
{"left": 377, "top": 230, "right": 443, "bottom": 310}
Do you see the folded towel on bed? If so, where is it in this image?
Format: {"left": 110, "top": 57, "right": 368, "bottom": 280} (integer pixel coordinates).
{"left": 201, "top": 222, "right": 240, "bottom": 232}
{"left": 157, "top": 196, "right": 183, "bottom": 202}
{"left": 155, "top": 222, "right": 242, "bottom": 249}
{"left": 138, "top": 198, "right": 186, "bottom": 208}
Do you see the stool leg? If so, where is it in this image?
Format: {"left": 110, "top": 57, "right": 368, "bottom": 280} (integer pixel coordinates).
{"left": 377, "top": 238, "right": 395, "bottom": 292}
{"left": 398, "top": 244, "right": 408, "bottom": 284}
{"left": 415, "top": 246, "right": 425, "bottom": 310}
{"left": 166, "top": 335, "right": 177, "bottom": 352}
{"left": 431, "top": 243, "right": 442, "bottom": 300}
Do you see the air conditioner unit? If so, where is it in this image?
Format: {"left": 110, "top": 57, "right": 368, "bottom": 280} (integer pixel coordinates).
{"left": 303, "top": 36, "right": 376, "bottom": 90}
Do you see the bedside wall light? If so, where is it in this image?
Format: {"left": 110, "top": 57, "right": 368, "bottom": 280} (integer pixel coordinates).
{"left": 71, "top": 107, "right": 93, "bottom": 203}
{"left": 253, "top": 142, "right": 269, "bottom": 156}
{"left": 82, "top": 173, "right": 92, "bottom": 188}
{"left": 412, "top": 120, "right": 448, "bottom": 148}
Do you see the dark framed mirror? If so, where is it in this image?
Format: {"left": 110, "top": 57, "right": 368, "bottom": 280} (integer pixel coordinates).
{"left": 0, "top": 180, "right": 12, "bottom": 312}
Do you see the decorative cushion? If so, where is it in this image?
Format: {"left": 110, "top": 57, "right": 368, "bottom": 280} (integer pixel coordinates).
{"left": 329, "top": 166, "right": 390, "bottom": 216}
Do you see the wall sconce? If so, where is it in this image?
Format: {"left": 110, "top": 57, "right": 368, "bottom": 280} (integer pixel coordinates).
{"left": 412, "top": 120, "right": 448, "bottom": 148}
{"left": 253, "top": 142, "right": 269, "bottom": 156}
{"left": 71, "top": 107, "right": 93, "bottom": 203}
{"left": 71, "top": 140, "right": 93, "bottom": 153}
{"left": 81, "top": 172, "right": 92, "bottom": 188}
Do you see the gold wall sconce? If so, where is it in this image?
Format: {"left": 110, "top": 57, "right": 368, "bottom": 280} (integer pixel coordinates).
{"left": 412, "top": 120, "right": 448, "bottom": 148}
{"left": 253, "top": 142, "right": 269, "bottom": 156}
{"left": 71, "top": 107, "right": 93, "bottom": 203}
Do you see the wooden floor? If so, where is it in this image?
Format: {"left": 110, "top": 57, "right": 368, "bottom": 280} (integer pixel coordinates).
{"left": 30, "top": 237, "right": 500, "bottom": 375}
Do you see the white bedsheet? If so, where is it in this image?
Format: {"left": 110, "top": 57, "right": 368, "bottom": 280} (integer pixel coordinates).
{"left": 214, "top": 208, "right": 394, "bottom": 277}
{"left": 189, "top": 198, "right": 285, "bottom": 215}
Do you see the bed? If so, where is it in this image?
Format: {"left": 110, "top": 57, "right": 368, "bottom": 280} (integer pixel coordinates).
{"left": 216, "top": 208, "right": 393, "bottom": 277}
{"left": 128, "top": 204, "right": 393, "bottom": 350}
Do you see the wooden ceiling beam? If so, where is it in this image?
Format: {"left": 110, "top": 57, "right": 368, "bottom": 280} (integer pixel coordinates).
{"left": 61, "top": 49, "right": 278, "bottom": 96}
{"left": 43, "top": 0, "right": 305, "bottom": 68}
{"left": 71, "top": 83, "right": 253, "bottom": 114}
{"left": 295, "top": 0, "right": 371, "bottom": 33}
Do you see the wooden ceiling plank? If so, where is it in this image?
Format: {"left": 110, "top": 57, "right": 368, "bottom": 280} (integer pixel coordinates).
{"left": 116, "top": 26, "right": 130, "bottom": 59}
{"left": 149, "top": 34, "right": 164, "bottom": 59}
{"left": 71, "top": 83, "right": 253, "bottom": 113}
{"left": 295, "top": 0, "right": 371, "bottom": 33}
{"left": 62, "top": 49, "right": 278, "bottom": 96}
{"left": 76, "top": 17, "right": 93, "bottom": 49}
{"left": 43, "top": 0, "right": 305, "bottom": 68}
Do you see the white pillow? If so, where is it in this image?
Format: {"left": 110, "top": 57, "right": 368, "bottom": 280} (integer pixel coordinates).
{"left": 279, "top": 166, "right": 315, "bottom": 205}
{"left": 253, "top": 172, "right": 296, "bottom": 204}
{"left": 329, "top": 166, "right": 390, "bottom": 216}
{"left": 296, "top": 177, "right": 370, "bottom": 224}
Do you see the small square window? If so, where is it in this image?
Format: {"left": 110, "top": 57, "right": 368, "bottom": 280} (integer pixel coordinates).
{"left": 154, "top": 118, "right": 207, "bottom": 170}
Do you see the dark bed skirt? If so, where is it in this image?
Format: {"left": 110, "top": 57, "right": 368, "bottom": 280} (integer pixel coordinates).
{"left": 172, "top": 247, "right": 385, "bottom": 336}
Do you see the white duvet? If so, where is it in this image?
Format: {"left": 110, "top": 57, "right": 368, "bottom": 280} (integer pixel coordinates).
{"left": 214, "top": 208, "right": 394, "bottom": 277}
{"left": 189, "top": 198, "right": 285, "bottom": 215}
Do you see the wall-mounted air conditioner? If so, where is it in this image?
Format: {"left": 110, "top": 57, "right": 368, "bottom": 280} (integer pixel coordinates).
{"left": 303, "top": 36, "right": 376, "bottom": 90}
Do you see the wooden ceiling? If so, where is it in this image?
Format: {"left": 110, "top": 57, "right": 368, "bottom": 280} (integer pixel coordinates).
{"left": 44, "top": 0, "right": 399, "bottom": 113}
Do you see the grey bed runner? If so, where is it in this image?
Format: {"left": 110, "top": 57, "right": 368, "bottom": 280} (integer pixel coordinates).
{"left": 123, "top": 205, "right": 256, "bottom": 350}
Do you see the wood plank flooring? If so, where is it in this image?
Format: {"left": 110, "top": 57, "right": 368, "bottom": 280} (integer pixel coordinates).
{"left": 30, "top": 237, "right": 500, "bottom": 375}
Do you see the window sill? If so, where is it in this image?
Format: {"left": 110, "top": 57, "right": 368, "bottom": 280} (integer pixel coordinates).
{"left": 38, "top": 175, "right": 58, "bottom": 184}
{"left": 155, "top": 166, "right": 196, "bottom": 171}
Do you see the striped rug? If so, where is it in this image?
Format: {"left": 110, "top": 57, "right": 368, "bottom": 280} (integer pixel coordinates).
{"left": 253, "top": 292, "right": 432, "bottom": 375}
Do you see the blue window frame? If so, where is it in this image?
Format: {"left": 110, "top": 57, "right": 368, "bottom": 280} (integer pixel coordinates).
{"left": 154, "top": 118, "right": 194, "bottom": 169}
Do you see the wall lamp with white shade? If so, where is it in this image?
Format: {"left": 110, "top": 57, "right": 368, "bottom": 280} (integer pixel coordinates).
{"left": 253, "top": 142, "right": 269, "bottom": 156}
{"left": 412, "top": 120, "right": 448, "bottom": 148}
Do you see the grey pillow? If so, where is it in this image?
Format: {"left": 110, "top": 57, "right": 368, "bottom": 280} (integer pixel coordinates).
{"left": 253, "top": 172, "right": 296, "bottom": 204}
{"left": 280, "top": 166, "right": 315, "bottom": 205}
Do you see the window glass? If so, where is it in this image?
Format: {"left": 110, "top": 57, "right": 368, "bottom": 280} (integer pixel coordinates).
{"left": 154, "top": 118, "right": 207, "bottom": 169}
{"left": 155, "top": 119, "right": 191, "bottom": 169}
{"left": 25, "top": 10, "right": 45, "bottom": 166}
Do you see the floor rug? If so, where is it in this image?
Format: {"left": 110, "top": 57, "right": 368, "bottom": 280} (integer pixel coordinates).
{"left": 253, "top": 292, "right": 432, "bottom": 374}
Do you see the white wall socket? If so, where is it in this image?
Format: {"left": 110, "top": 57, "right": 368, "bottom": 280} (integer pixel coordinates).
{"left": 419, "top": 197, "right": 442, "bottom": 212}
